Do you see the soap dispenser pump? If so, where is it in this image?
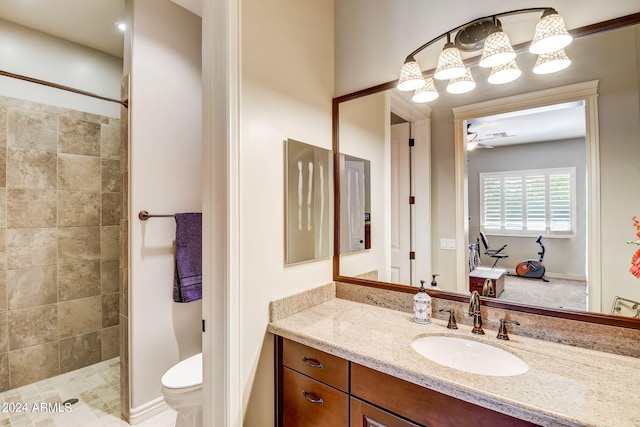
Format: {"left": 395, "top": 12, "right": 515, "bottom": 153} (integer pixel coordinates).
{"left": 413, "top": 280, "right": 432, "bottom": 324}
{"left": 430, "top": 274, "right": 441, "bottom": 290}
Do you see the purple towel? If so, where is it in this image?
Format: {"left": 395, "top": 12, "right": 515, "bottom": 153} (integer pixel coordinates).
{"left": 174, "top": 213, "right": 202, "bottom": 303}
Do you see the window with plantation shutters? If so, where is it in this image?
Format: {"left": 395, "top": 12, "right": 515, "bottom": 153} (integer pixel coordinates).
{"left": 480, "top": 167, "right": 576, "bottom": 237}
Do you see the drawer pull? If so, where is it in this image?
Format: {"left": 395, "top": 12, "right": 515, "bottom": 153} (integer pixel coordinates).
{"left": 302, "top": 390, "right": 324, "bottom": 404}
{"left": 302, "top": 357, "right": 324, "bottom": 369}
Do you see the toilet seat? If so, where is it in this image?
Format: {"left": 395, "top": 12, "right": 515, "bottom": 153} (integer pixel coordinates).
{"left": 161, "top": 353, "right": 202, "bottom": 391}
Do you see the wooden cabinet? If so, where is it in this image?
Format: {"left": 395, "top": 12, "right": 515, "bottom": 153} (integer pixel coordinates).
{"left": 277, "top": 338, "right": 349, "bottom": 426}
{"left": 350, "top": 398, "right": 420, "bottom": 427}
{"left": 275, "top": 336, "right": 537, "bottom": 427}
{"left": 351, "top": 363, "right": 536, "bottom": 427}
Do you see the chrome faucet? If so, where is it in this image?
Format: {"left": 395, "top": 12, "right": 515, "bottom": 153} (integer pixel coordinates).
{"left": 468, "top": 291, "right": 485, "bottom": 335}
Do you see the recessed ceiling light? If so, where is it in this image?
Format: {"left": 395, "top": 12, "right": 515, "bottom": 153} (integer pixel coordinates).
{"left": 116, "top": 22, "right": 126, "bottom": 32}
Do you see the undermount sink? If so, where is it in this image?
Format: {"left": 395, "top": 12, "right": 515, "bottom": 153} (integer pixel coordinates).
{"left": 411, "top": 335, "right": 529, "bottom": 377}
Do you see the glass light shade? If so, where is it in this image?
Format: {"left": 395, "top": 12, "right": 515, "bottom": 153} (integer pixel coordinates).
{"left": 530, "top": 12, "right": 572, "bottom": 54}
{"left": 467, "top": 140, "right": 479, "bottom": 151}
{"left": 412, "top": 78, "right": 439, "bottom": 103}
{"left": 446, "top": 68, "right": 476, "bottom": 94}
{"left": 533, "top": 49, "right": 571, "bottom": 74}
{"left": 434, "top": 43, "right": 466, "bottom": 80}
{"left": 488, "top": 60, "right": 521, "bottom": 84}
{"left": 397, "top": 59, "right": 426, "bottom": 91}
{"left": 479, "top": 30, "right": 516, "bottom": 68}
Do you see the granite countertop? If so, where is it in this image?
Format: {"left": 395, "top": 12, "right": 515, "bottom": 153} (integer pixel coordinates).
{"left": 267, "top": 297, "right": 640, "bottom": 427}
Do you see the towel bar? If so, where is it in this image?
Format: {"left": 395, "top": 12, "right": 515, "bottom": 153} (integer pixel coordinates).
{"left": 138, "top": 210, "right": 176, "bottom": 221}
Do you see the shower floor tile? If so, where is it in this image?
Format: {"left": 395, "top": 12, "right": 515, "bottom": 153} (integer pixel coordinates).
{"left": 0, "top": 358, "right": 177, "bottom": 426}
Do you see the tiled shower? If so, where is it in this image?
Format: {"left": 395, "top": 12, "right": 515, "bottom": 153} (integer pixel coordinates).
{"left": 0, "top": 94, "right": 121, "bottom": 392}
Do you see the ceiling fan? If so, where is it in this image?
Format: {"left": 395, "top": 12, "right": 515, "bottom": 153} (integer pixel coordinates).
{"left": 466, "top": 123, "right": 494, "bottom": 150}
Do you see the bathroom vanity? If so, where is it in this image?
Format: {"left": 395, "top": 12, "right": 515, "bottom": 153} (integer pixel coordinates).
{"left": 268, "top": 296, "right": 640, "bottom": 427}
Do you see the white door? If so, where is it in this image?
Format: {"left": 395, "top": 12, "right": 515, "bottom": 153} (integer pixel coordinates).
{"left": 390, "top": 122, "right": 411, "bottom": 284}
{"left": 341, "top": 159, "right": 366, "bottom": 253}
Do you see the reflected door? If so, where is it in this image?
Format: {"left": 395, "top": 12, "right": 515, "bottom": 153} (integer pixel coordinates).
{"left": 390, "top": 122, "right": 411, "bottom": 284}
{"left": 341, "top": 159, "right": 366, "bottom": 252}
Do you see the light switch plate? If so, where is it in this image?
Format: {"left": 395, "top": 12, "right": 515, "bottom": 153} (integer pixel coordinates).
{"left": 440, "top": 238, "right": 456, "bottom": 250}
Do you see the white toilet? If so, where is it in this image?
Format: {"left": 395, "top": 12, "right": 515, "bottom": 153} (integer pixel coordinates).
{"left": 161, "top": 353, "right": 203, "bottom": 427}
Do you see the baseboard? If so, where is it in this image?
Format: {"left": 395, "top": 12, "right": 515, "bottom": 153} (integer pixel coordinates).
{"left": 128, "top": 396, "right": 169, "bottom": 425}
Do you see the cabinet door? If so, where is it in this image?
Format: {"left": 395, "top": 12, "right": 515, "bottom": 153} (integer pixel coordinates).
{"left": 350, "top": 398, "right": 421, "bottom": 427}
{"left": 283, "top": 367, "right": 348, "bottom": 427}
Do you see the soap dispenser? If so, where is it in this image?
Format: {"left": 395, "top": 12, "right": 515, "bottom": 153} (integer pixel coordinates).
{"left": 413, "top": 280, "right": 432, "bottom": 324}
{"left": 430, "top": 274, "right": 441, "bottom": 290}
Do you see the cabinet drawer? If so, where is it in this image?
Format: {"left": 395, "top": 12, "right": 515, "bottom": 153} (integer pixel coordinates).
{"left": 283, "top": 338, "right": 349, "bottom": 391}
{"left": 351, "top": 363, "right": 537, "bottom": 427}
{"left": 350, "top": 397, "right": 421, "bottom": 427}
{"left": 283, "top": 367, "right": 348, "bottom": 427}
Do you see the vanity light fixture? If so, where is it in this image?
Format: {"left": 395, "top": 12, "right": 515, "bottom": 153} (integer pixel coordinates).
{"left": 488, "top": 59, "right": 521, "bottom": 84}
{"left": 529, "top": 9, "right": 573, "bottom": 54}
{"left": 446, "top": 67, "right": 476, "bottom": 94}
{"left": 398, "top": 57, "right": 426, "bottom": 91}
{"left": 433, "top": 35, "right": 467, "bottom": 80}
{"left": 478, "top": 21, "right": 516, "bottom": 68}
{"left": 533, "top": 48, "right": 571, "bottom": 74}
{"left": 396, "top": 8, "right": 573, "bottom": 102}
{"left": 412, "top": 78, "right": 439, "bottom": 103}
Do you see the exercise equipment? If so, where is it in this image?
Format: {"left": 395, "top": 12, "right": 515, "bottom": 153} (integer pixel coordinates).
{"left": 515, "top": 235, "right": 549, "bottom": 282}
{"left": 479, "top": 232, "right": 508, "bottom": 268}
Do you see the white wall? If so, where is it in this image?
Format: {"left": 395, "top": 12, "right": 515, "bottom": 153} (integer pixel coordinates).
{"left": 239, "top": 0, "right": 334, "bottom": 424}
{"left": 339, "top": 91, "right": 391, "bottom": 280}
{"left": 127, "top": 0, "right": 202, "bottom": 411}
{"left": 0, "top": 19, "right": 122, "bottom": 118}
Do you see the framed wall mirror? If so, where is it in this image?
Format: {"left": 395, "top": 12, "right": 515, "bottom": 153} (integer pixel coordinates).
{"left": 333, "top": 12, "right": 640, "bottom": 328}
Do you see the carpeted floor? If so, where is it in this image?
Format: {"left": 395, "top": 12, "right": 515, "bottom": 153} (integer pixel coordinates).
{"left": 498, "top": 274, "right": 587, "bottom": 311}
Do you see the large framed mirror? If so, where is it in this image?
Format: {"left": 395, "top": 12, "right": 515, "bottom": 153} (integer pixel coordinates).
{"left": 333, "top": 12, "right": 640, "bottom": 328}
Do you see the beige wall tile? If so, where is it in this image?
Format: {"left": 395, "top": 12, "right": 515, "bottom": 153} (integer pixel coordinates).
{"left": 57, "top": 153, "right": 101, "bottom": 191}
{"left": 0, "top": 105, "right": 6, "bottom": 147}
{"left": 7, "top": 266, "right": 57, "bottom": 310}
{"left": 102, "top": 292, "right": 119, "bottom": 328}
{"left": 101, "top": 226, "right": 119, "bottom": 261}
{"left": 58, "top": 226, "right": 101, "bottom": 263}
{"left": 0, "top": 270, "right": 6, "bottom": 312}
{"left": 58, "top": 191, "right": 101, "bottom": 227}
{"left": 9, "top": 341, "right": 59, "bottom": 387}
{"left": 7, "top": 108, "right": 57, "bottom": 151}
{"left": 101, "top": 123, "right": 121, "bottom": 159}
{"left": 59, "top": 331, "right": 101, "bottom": 373}
{"left": 0, "top": 188, "right": 6, "bottom": 228}
{"left": 7, "top": 148, "right": 57, "bottom": 189}
{"left": 0, "top": 149, "right": 6, "bottom": 188}
{"left": 58, "top": 296, "right": 101, "bottom": 338}
{"left": 58, "top": 117, "right": 100, "bottom": 156}
{"left": 7, "top": 189, "right": 57, "bottom": 228}
{"left": 102, "top": 192, "right": 121, "bottom": 226}
{"left": 58, "top": 262, "right": 101, "bottom": 301}
{"left": 8, "top": 304, "right": 57, "bottom": 349}
{"left": 101, "top": 325, "right": 119, "bottom": 361}
{"left": 0, "top": 230, "right": 5, "bottom": 270}
{"left": 0, "top": 312, "right": 7, "bottom": 353}
{"left": 101, "top": 260, "right": 119, "bottom": 294}
{"left": 0, "top": 352, "right": 8, "bottom": 392}
{"left": 6, "top": 228, "right": 57, "bottom": 269}
{"left": 102, "top": 159, "right": 121, "bottom": 193}
{"left": 120, "top": 123, "right": 128, "bottom": 173}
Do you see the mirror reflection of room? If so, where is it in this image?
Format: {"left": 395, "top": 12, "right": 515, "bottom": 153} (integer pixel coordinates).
{"left": 335, "top": 13, "right": 640, "bottom": 318}
{"left": 466, "top": 101, "right": 587, "bottom": 311}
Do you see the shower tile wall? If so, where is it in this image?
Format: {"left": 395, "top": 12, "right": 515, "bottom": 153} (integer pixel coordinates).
{"left": 0, "top": 95, "right": 121, "bottom": 392}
